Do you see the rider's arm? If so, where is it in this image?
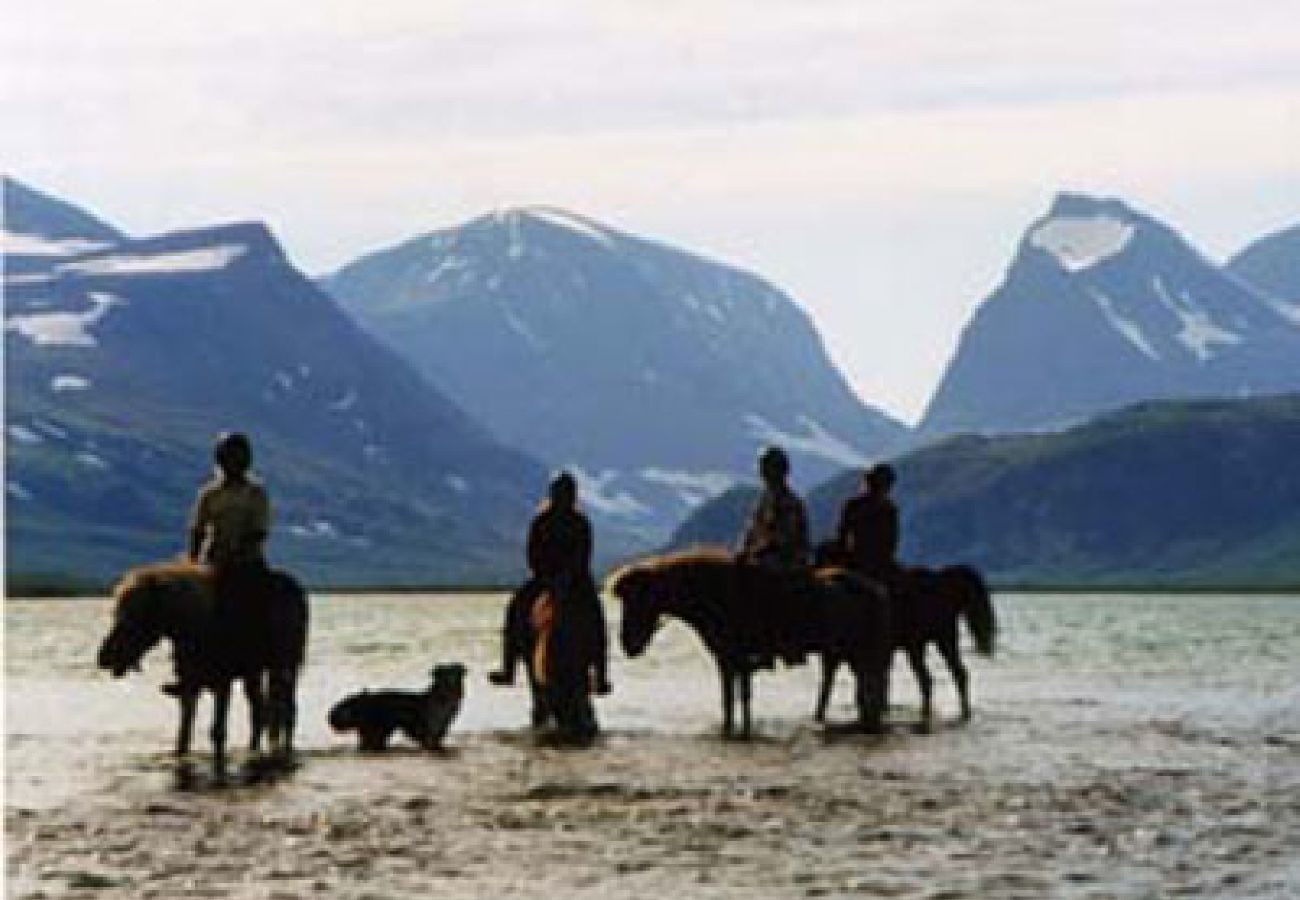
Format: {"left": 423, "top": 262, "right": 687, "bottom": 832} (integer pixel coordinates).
{"left": 187, "top": 489, "right": 210, "bottom": 562}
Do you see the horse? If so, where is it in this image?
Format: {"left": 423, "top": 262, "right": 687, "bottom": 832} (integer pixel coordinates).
{"left": 96, "top": 560, "right": 309, "bottom": 777}
{"left": 608, "top": 547, "right": 891, "bottom": 739}
{"left": 504, "top": 576, "right": 603, "bottom": 743}
{"left": 812, "top": 560, "right": 996, "bottom": 727}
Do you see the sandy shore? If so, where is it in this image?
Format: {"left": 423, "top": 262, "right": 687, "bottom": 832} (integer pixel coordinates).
{"left": 8, "top": 709, "right": 1300, "bottom": 900}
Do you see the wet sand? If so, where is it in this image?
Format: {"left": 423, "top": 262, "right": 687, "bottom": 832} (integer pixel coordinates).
{"left": 7, "top": 593, "right": 1300, "bottom": 898}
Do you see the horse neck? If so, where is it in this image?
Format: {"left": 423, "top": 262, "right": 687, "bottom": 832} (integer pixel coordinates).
{"left": 146, "top": 576, "right": 214, "bottom": 642}
{"left": 657, "top": 565, "right": 734, "bottom": 654}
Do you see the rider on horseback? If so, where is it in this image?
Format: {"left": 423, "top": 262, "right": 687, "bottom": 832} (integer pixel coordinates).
{"left": 739, "top": 446, "right": 812, "bottom": 666}
{"left": 489, "top": 472, "right": 611, "bottom": 695}
{"left": 166, "top": 432, "right": 272, "bottom": 694}
{"left": 835, "top": 462, "right": 900, "bottom": 583}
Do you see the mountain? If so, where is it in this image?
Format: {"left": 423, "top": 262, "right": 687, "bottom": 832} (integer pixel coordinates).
{"left": 1227, "top": 224, "right": 1300, "bottom": 322}
{"left": 920, "top": 194, "right": 1300, "bottom": 437}
{"left": 3, "top": 179, "right": 125, "bottom": 278}
{"left": 668, "top": 393, "right": 1300, "bottom": 588}
{"left": 323, "top": 207, "right": 907, "bottom": 547}
{"left": 4, "top": 178, "right": 547, "bottom": 589}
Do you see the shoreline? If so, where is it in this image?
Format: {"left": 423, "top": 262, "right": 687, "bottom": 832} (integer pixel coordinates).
{"left": 9, "top": 580, "right": 1300, "bottom": 600}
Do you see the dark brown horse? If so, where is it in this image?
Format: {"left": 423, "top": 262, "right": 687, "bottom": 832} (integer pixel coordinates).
{"left": 523, "top": 583, "right": 601, "bottom": 743}
{"left": 813, "top": 561, "right": 996, "bottom": 726}
{"left": 97, "top": 561, "right": 308, "bottom": 777}
{"left": 608, "top": 548, "right": 891, "bottom": 738}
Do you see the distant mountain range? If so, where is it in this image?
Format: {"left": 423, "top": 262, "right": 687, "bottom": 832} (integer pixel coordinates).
{"left": 6, "top": 180, "right": 1299, "bottom": 590}
{"left": 323, "top": 207, "right": 906, "bottom": 546}
{"left": 4, "top": 178, "right": 546, "bottom": 589}
{"left": 668, "top": 393, "right": 1300, "bottom": 588}
{"left": 920, "top": 194, "right": 1300, "bottom": 437}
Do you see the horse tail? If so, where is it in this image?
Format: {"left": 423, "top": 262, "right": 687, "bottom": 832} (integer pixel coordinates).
{"left": 948, "top": 565, "right": 996, "bottom": 657}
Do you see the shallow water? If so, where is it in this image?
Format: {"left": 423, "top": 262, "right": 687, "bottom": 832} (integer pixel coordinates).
{"left": 7, "top": 592, "right": 1300, "bottom": 899}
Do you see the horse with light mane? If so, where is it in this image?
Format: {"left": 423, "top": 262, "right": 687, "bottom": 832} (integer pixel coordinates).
{"left": 608, "top": 547, "right": 891, "bottom": 738}
{"left": 97, "top": 560, "right": 308, "bottom": 777}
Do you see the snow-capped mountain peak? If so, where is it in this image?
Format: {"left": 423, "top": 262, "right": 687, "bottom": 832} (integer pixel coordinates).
{"left": 325, "top": 207, "right": 906, "bottom": 545}
{"left": 1029, "top": 214, "right": 1136, "bottom": 273}
{"left": 921, "top": 194, "right": 1300, "bottom": 436}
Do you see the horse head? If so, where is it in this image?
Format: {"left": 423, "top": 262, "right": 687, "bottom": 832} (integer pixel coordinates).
{"left": 98, "top": 571, "right": 166, "bottom": 677}
{"left": 607, "top": 565, "right": 665, "bottom": 657}
{"left": 97, "top": 561, "right": 213, "bottom": 677}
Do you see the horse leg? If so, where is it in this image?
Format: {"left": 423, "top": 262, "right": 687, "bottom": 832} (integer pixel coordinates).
{"left": 176, "top": 691, "right": 198, "bottom": 758}
{"left": 936, "top": 636, "right": 971, "bottom": 722}
{"left": 719, "top": 665, "right": 735, "bottom": 738}
{"left": 269, "top": 668, "right": 298, "bottom": 760}
{"left": 243, "top": 674, "right": 266, "bottom": 755}
{"left": 739, "top": 668, "right": 753, "bottom": 739}
{"left": 210, "top": 681, "right": 232, "bottom": 779}
{"left": 905, "top": 643, "right": 933, "bottom": 727}
{"left": 849, "top": 657, "right": 885, "bottom": 734}
{"left": 814, "top": 653, "right": 840, "bottom": 723}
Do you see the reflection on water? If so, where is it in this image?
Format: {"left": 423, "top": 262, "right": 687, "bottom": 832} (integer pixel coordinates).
{"left": 6, "top": 592, "right": 1300, "bottom": 808}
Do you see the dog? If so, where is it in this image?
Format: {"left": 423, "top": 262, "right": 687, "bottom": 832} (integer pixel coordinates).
{"left": 328, "top": 663, "right": 466, "bottom": 752}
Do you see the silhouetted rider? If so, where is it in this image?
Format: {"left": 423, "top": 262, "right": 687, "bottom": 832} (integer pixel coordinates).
{"left": 738, "top": 446, "right": 811, "bottom": 665}
{"left": 835, "top": 462, "right": 900, "bottom": 583}
{"left": 170, "top": 432, "right": 272, "bottom": 693}
{"left": 740, "top": 446, "right": 809, "bottom": 570}
{"left": 489, "top": 472, "right": 611, "bottom": 695}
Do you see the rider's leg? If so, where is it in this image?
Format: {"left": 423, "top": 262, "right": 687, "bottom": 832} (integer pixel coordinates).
{"left": 489, "top": 579, "right": 538, "bottom": 685}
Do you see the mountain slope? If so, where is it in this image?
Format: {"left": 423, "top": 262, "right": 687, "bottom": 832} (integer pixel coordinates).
{"left": 1227, "top": 224, "right": 1300, "bottom": 323}
{"left": 920, "top": 194, "right": 1300, "bottom": 437}
{"left": 669, "top": 393, "right": 1300, "bottom": 587}
{"left": 323, "top": 208, "right": 906, "bottom": 545}
{"left": 4, "top": 179, "right": 546, "bottom": 588}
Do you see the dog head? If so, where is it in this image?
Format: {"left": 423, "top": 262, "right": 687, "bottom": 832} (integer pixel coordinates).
{"left": 430, "top": 663, "right": 467, "bottom": 698}
{"left": 327, "top": 691, "right": 370, "bottom": 732}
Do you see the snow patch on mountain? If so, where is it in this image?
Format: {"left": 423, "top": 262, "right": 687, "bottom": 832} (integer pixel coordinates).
{"left": 1, "top": 231, "right": 113, "bottom": 257}
{"left": 5, "top": 291, "right": 121, "bottom": 347}
{"left": 51, "top": 374, "right": 91, "bottom": 392}
{"left": 424, "top": 255, "right": 469, "bottom": 285}
{"left": 1086, "top": 288, "right": 1160, "bottom": 360}
{"left": 75, "top": 451, "right": 109, "bottom": 469}
{"left": 1152, "top": 277, "right": 1242, "bottom": 361}
{"left": 6, "top": 481, "right": 32, "bottom": 501}
{"left": 503, "top": 309, "right": 545, "bottom": 349}
{"left": 7, "top": 425, "right": 43, "bottom": 445}
{"left": 1270, "top": 299, "right": 1300, "bottom": 325}
{"left": 1030, "top": 215, "right": 1135, "bottom": 272}
{"left": 55, "top": 244, "right": 247, "bottom": 276}
{"left": 329, "top": 389, "right": 358, "bottom": 411}
{"left": 745, "top": 414, "right": 869, "bottom": 469}
{"left": 569, "top": 467, "right": 650, "bottom": 518}
{"left": 640, "top": 469, "right": 736, "bottom": 508}
{"left": 523, "top": 207, "right": 615, "bottom": 248}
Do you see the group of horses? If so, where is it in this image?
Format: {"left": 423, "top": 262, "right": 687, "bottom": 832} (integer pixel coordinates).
{"left": 96, "top": 545, "right": 996, "bottom": 775}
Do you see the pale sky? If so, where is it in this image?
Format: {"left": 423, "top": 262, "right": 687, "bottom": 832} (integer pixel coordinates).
{"left": 4, "top": 0, "right": 1299, "bottom": 424}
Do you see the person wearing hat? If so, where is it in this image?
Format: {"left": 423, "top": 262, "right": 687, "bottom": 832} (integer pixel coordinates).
{"left": 739, "top": 446, "right": 811, "bottom": 665}
{"left": 489, "top": 472, "right": 611, "bottom": 696}
{"left": 835, "top": 462, "right": 900, "bottom": 583}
